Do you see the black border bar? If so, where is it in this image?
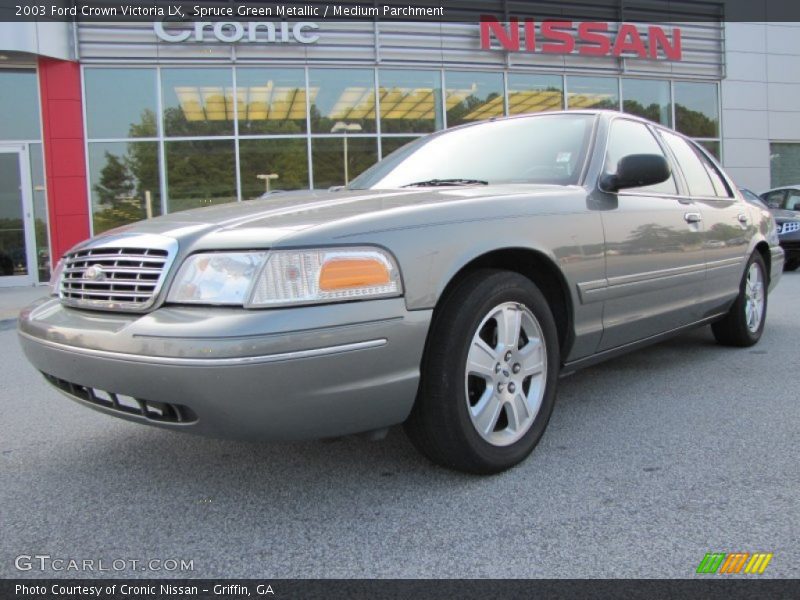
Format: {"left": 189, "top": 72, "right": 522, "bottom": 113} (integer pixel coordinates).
{"left": 3, "top": 579, "right": 800, "bottom": 600}
{"left": 3, "top": 0, "right": 800, "bottom": 22}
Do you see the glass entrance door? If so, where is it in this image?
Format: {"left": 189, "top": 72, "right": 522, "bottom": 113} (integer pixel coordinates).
{"left": 0, "top": 145, "right": 36, "bottom": 286}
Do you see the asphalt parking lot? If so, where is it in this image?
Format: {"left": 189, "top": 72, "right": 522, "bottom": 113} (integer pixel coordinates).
{"left": 1, "top": 274, "right": 798, "bottom": 579}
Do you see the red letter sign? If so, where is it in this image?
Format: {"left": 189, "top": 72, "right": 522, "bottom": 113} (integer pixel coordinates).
{"left": 480, "top": 16, "right": 520, "bottom": 51}
{"left": 612, "top": 23, "right": 647, "bottom": 58}
{"left": 578, "top": 22, "right": 611, "bottom": 56}
{"left": 541, "top": 21, "right": 575, "bottom": 54}
{"left": 648, "top": 26, "right": 682, "bottom": 60}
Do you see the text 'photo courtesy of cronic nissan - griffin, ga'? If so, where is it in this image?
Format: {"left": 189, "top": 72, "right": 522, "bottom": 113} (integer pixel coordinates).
{"left": 18, "top": 110, "right": 783, "bottom": 474}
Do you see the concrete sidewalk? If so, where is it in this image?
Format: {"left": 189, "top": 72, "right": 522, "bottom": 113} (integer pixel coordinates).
{"left": 0, "top": 285, "right": 48, "bottom": 322}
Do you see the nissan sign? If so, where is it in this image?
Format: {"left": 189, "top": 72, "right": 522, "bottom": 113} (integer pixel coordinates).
{"left": 154, "top": 21, "right": 320, "bottom": 44}
{"left": 480, "top": 17, "right": 682, "bottom": 61}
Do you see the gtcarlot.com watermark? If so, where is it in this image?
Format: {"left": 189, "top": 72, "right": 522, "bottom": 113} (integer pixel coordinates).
{"left": 14, "top": 554, "right": 194, "bottom": 573}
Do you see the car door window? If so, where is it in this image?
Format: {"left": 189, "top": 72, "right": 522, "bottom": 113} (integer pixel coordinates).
{"left": 659, "top": 130, "right": 717, "bottom": 197}
{"left": 605, "top": 119, "right": 677, "bottom": 194}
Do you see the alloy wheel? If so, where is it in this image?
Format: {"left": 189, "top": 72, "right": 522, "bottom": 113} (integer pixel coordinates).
{"left": 745, "top": 262, "right": 765, "bottom": 333}
{"left": 464, "top": 302, "right": 547, "bottom": 447}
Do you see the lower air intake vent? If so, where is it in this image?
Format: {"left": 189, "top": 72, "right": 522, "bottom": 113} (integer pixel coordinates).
{"left": 42, "top": 373, "right": 197, "bottom": 424}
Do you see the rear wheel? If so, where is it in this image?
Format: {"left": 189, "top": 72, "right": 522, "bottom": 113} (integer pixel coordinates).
{"left": 784, "top": 259, "right": 799, "bottom": 272}
{"left": 711, "top": 253, "right": 768, "bottom": 347}
{"left": 405, "top": 269, "right": 560, "bottom": 474}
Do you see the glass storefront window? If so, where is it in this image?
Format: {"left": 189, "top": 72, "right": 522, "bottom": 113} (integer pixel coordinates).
{"left": 378, "top": 70, "right": 443, "bottom": 133}
{"left": 445, "top": 71, "right": 504, "bottom": 127}
{"left": 89, "top": 142, "right": 161, "bottom": 234}
{"left": 312, "top": 137, "right": 378, "bottom": 188}
{"left": 567, "top": 76, "right": 619, "bottom": 110}
{"left": 239, "top": 139, "right": 309, "bottom": 200}
{"left": 162, "top": 69, "right": 234, "bottom": 137}
{"left": 309, "top": 69, "right": 376, "bottom": 134}
{"left": 769, "top": 143, "right": 800, "bottom": 188}
{"left": 507, "top": 73, "right": 563, "bottom": 115}
{"left": 85, "top": 68, "right": 157, "bottom": 139}
{"left": 166, "top": 140, "right": 236, "bottom": 212}
{"left": 0, "top": 70, "right": 40, "bottom": 140}
{"left": 622, "top": 78, "right": 671, "bottom": 126}
{"left": 76, "top": 66, "right": 724, "bottom": 221}
{"left": 29, "top": 143, "right": 50, "bottom": 281}
{"left": 674, "top": 81, "right": 719, "bottom": 138}
{"left": 236, "top": 68, "right": 307, "bottom": 135}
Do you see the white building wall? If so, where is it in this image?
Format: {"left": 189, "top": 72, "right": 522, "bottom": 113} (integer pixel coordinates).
{"left": 722, "top": 22, "right": 800, "bottom": 192}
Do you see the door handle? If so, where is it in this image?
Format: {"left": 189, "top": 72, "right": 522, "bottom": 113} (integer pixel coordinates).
{"left": 738, "top": 213, "right": 749, "bottom": 224}
{"left": 684, "top": 212, "right": 702, "bottom": 223}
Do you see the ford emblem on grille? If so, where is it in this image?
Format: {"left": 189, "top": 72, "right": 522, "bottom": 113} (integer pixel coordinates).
{"left": 83, "top": 264, "right": 107, "bottom": 281}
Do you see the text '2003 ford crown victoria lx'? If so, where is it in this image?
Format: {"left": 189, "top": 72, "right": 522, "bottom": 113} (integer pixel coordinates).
{"left": 19, "top": 111, "right": 783, "bottom": 474}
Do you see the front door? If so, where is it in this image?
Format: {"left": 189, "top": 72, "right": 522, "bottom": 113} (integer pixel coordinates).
{"left": 0, "top": 145, "right": 37, "bottom": 287}
{"left": 597, "top": 118, "right": 706, "bottom": 351}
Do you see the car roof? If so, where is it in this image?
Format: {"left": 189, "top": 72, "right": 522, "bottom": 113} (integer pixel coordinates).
{"left": 466, "top": 109, "right": 656, "bottom": 125}
{"left": 446, "top": 109, "right": 686, "bottom": 138}
{"left": 763, "top": 185, "right": 800, "bottom": 193}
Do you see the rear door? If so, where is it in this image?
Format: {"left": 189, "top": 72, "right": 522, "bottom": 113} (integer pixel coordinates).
{"left": 658, "top": 131, "right": 748, "bottom": 314}
{"left": 596, "top": 118, "right": 705, "bottom": 351}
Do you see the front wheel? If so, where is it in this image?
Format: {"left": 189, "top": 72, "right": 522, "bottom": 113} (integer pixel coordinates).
{"left": 711, "top": 253, "right": 768, "bottom": 347}
{"left": 784, "top": 259, "right": 799, "bottom": 272}
{"left": 405, "top": 270, "right": 560, "bottom": 474}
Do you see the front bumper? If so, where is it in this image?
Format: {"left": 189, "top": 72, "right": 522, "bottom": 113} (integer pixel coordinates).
{"left": 770, "top": 246, "right": 786, "bottom": 290}
{"left": 778, "top": 238, "right": 800, "bottom": 263}
{"left": 18, "top": 298, "right": 431, "bottom": 440}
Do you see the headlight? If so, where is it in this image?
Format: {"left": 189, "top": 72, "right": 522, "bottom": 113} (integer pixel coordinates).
{"left": 247, "top": 247, "right": 402, "bottom": 307}
{"left": 167, "top": 252, "right": 266, "bottom": 305}
{"left": 167, "top": 247, "right": 403, "bottom": 307}
{"left": 49, "top": 259, "right": 65, "bottom": 296}
{"left": 767, "top": 222, "right": 780, "bottom": 246}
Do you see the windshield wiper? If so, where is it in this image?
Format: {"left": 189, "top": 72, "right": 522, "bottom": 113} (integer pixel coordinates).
{"left": 402, "top": 178, "right": 489, "bottom": 188}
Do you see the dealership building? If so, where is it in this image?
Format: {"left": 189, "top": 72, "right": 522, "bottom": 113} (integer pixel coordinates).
{"left": 0, "top": 4, "right": 799, "bottom": 286}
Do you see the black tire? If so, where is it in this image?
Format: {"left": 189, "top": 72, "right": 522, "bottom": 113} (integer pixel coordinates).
{"left": 711, "top": 252, "right": 768, "bottom": 347}
{"left": 404, "top": 269, "right": 560, "bottom": 474}
{"left": 784, "top": 259, "right": 799, "bottom": 272}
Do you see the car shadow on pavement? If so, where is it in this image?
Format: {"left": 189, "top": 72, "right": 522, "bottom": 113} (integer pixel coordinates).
{"left": 21, "top": 324, "right": 736, "bottom": 492}
{"left": 5, "top": 317, "right": 794, "bottom": 579}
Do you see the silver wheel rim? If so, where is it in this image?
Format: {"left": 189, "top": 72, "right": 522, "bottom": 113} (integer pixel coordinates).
{"left": 464, "top": 302, "right": 547, "bottom": 447}
{"left": 745, "top": 262, "right": 765, "bottom": 333}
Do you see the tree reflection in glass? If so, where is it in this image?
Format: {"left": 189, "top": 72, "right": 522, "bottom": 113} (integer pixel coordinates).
{"left": 89, "top": 137, "right": 161, "bottom": 234}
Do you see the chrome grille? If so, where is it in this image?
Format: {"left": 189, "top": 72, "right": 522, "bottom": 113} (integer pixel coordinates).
{"left": 59, "top": 241, "right": 175, "bottom": 311}
{"left": 778, "top": 221, "right": 800, "bottom": 235}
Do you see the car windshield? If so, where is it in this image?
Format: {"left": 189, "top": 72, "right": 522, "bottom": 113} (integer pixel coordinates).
{"left": 349, "top": 113, "right": 595, "bottom": 190}
{"left": 740, "top": 188, "right": 768, "bottom": 209}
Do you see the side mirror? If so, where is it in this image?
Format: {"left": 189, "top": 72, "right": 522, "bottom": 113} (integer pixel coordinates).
{"left": 600, "top": 154, "right": 671, "bottom": 192}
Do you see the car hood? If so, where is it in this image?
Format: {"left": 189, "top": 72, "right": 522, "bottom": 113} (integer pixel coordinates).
{"left": 85, "top": 184, "right": 571, "bottom": 250}
{"left": 771, "top": 208, "right": 800, "bottom": 221}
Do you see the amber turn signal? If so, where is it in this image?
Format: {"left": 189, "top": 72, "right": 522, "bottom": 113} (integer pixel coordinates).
{"left": 319, "top": 258, "right": 391, "bottom": 291}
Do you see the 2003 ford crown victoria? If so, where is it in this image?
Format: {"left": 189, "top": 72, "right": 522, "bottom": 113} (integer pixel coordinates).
{"left": 19, "top": 111, "right": 783, "bottom": 474}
